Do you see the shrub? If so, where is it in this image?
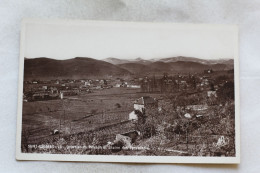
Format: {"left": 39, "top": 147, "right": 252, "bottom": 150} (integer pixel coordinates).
{"left": 90, "top": 109, "right": 98, "bottom": 115}
{"left": 217, "top": 81, "right": 234, "bottom": 104}
{"left": 115, "top": 103, "right": 121, "bottom": 108}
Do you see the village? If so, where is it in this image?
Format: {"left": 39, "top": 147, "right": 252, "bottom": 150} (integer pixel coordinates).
{"left": 23, "top": 68, "right": 232, "bottom": 102}
{"left": 22, "top": 69, "right": 235, "bottom": 156}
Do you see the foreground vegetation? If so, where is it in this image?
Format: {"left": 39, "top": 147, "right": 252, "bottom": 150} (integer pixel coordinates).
{"left": 22, "top": 80, "right": 235, "bottom": 157}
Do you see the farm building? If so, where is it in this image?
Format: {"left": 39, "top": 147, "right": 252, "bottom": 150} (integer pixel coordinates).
{"left": 60, "top": 89, "right": 79, "bottom": 96}
{"left": 84, "top": 81, "right": 91, "bottom": 86}
{"left": 31, "top": 91, "right": 59, "bottom": 101}
{"left": 60, "top": 92, "right": 64, "bottom": 99}
{"left": 186, "top": 104, "right": 208, "bottom": 111}
{"left": 134, "top": 96, "right": 158, "bottom": 113}
{"left": 204, "top": 69, "right": 213, "bottom": 74}
{"left": 129, "top": 111, "right": 138, "bottom": 120}
{"left": 127, "top": 84, "right": 141, "bottom": 88}
{"left": 32, "top": 92, "right": 49, "bottom": 100}
{"left": 50, "top": 87, "right": 58, "bottom": 94}
{"left": 207, "top": 90, "right": 217, "bottom": 97}
{"left": 129, "top": 96, "right": 158, "bottom": 121}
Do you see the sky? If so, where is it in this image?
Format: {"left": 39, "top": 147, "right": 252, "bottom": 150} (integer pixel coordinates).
{"left": 24, "top": 20, "right": 237, "bottom": 60}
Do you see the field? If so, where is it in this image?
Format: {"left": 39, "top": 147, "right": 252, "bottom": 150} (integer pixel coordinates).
{"left": 21, "top": 87, "right": 163, "bottom": 147}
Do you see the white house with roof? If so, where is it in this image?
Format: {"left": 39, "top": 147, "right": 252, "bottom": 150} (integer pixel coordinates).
{"left": 207, "top": 90, "right": 217, "bottom": 97}
{"left": 129, "top": 96, "right": 158, "bottom": 120}
{"left": 129, "top": 111, "right": 138, "bottom": 120}
{"left": 127, "top": 84, "right": 141, "bottom": 88}
{"left": 134, "top": 96, "right": 158, "bottom": 113}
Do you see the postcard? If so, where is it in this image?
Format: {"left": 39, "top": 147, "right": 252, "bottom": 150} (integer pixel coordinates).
{"left": 16, "top": 19, "right": 240, "bottom": 163}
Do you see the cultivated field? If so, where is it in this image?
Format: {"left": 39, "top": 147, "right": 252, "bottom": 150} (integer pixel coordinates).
{"left": 21, "top": 87, "right": 162, "bottom": 146}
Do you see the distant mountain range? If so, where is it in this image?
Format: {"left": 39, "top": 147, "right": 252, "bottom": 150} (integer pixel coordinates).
{"left": 24, "top": 57, "right": 131, "bottom": 80}
{"left": 103, "top": 56, "right": 234, "bottom": 65}
{"left": 104, "top": 57, "right": 153, "bottom": 65}
{"left": 24, "top": 56, "right": 234, "bottom": 80}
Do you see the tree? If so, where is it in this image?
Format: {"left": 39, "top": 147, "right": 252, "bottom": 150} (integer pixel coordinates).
{"left": 115, "top": 103, "right": 121, "bottom": 108}
{"left": 217, "top": 81, "right": 234, "bottom": 104}
{"left": 215, "top": 75, "right": 229, "bottom": 85}
{"left": 134, "top": 106, "right": 159, "bottom": 139}
{"left": 90, "top": 109, "right": 98, "bottom": 115}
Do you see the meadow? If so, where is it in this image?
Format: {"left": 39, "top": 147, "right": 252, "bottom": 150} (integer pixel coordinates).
{"left": 21, "top": 87, "right": 162, "bottom": 147}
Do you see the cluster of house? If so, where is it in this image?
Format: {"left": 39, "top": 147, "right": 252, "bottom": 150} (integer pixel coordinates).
{"left": 127, "top": 93, "right": 217, "bottom": 123}
{"left": 23, "top": 77, "right": 143, "bottom": 101}
{"left": 23, "top": 70, "right": 224, "bottom": 102}
{"left": 113, "top": 78, "right": 141, "bottom": 88}
{"left": 127, "top": 92, "right": 219, "bottom": 125}
{"left": 139, "top": 70, "right": 230, "bottom": 95}
{"left": 114, "top": 82, "right": 141, "bottom": 88}
{"left": 24, "top": 79, "right": 91, "bottom": 101}
{"left": 139, "top": 73, "right": 208, "bottom": 93}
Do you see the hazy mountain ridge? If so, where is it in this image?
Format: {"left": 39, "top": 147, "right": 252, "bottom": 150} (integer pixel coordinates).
{"left": 119, "top": 61, "right": 231, "bottom": 74}
{"left": 157, "top": 56, "right": 234, "bottom": 65}
{"left": 24, "top": 56, "right": 234, "bottom": 80}
{"left": 104, "top": 56, "right": 233, "bottom": 65}
{"left": 103, "top": 57, "right": 131, "bottom": 65}
{"left": 104, "top": 57, "right": 153, "bottom": 65}
{"left": 118, "top": 63, "right": 161, "bottom": 74}
{"left": 24, "top": 57, "right": 132, "bottom": 80}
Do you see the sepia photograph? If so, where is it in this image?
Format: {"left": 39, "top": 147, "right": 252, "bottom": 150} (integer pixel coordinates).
{"left": 16, "top": 19, "right": 239, "bottom": 163}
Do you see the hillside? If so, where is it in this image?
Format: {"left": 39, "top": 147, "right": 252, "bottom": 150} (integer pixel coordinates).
{"left": 118, "top": 63, "right": 160, "bottom": 74}
{"left": 149, "top": 61, "right": 173, "bottom": 71}
{"left": 143, "top": 61, "right": 230, "bottom": 74}
{"left": 158, "top": 56, "right": 233, "bottom": 65}
{"left": 159, "top": 56, "right": 206, "bottom": 64}
{"left": 24, "top": 57, "right": 132, "bottom": 80}
{"left": 168, "top": 61, "right": 210, "bottom": 73}
{"left": 103, "top": 57, "right": 131, "bottom": 65}
{"left": 24, "top": 57, "right": 234, "bottom": 80}
{"left": 103, "top": 57, "right": 152, "bottom": 65}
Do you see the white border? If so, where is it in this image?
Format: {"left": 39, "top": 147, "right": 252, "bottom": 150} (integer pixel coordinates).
{"left": 16, "top": 19, "right": 240, "bottom": 164}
